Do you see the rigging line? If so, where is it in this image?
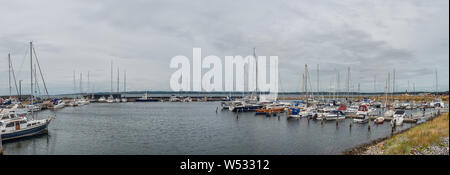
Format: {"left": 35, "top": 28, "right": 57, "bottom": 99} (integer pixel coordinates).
{"left": 35, "top": 64, "right": 41, "bottom": 96}
{"left": 32, "top": 47, "right": 49, "bottom": 98}
{"left": 15, "top": 46, "right": 29, "bottom": 81}
{"left": 10, "top": 56, "right": 20, "bottom": 96}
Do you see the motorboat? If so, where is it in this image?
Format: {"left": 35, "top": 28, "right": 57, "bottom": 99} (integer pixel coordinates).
{"left": 324, "top": 110, "right": 346, "bottom": 121}
{"left": 182, "top": 97, "right": 192, "bottom": 102}
{"left": 53, "top": 101, "right": 65, "bottom": 109}
{"left": 298, "top": 107, "right": 316, "bottom": 118}
{"left": 135, "top": 92, "right": 158, "bottom": 102}
{"left": 288, "top": 108, "right": 301, "bottom": 119}
{"left": 1, "top": 114, "right": 54, "bottom": 141}
{"left": 356, "top": 105, "right": 376, "bottom": 116}
{"left": 374, "top": 117, "right": 384, "bottom": 124}
{"left": 221, "top": 102, "right": 231, "bottom": 110}
{"left": 353, "top": 114, "right": 369, "bottom": 123}
{"left": 255, "top": 106, "right": 285, "bottom": 115}
{"left": 98, "top": 96, "right": 106, "bottom": 102}
{"left": 106, "top": 95, "right": 115, "bottom": 103}
{"left": 391, "top": 110, "right": 405, "bottom": 126}
{"left": 169, "top": 95, "right": 181, "bottom": 102}
{"left": 430, "top": 98, "right": 445, "bottom": 108}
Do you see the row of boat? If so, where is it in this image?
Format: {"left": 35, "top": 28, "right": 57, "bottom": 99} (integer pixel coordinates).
{"left": 220, "top": 97, "right": 445, "bottom": 127}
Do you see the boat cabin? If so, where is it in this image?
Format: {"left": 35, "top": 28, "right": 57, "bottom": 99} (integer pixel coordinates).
{"left": 358, "top": 105, "right": 368, "bottom": 112}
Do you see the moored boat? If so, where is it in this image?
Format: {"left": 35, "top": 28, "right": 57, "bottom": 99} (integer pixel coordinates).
{"left": 353, "top": 114, "right": 369, "bottom": 123}
{"left": 1, "top": 115, "right": 53, "bottom": 141}
{"left": 374, "top": 117, "right": 384, "bottom": 124}
{"left": 391, "top": 110, "right": 405, "bottom": 126}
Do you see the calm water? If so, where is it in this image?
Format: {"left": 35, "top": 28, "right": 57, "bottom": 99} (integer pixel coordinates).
{"left": 2, "top": 102, "right": 417, "bottom": 155}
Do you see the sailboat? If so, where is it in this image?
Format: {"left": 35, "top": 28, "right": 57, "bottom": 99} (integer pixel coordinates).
{"left": 384, "top": 72, "right": 394, "bottom": 117}
{"left": 1, "top": 41, "right": 54, "bottom": 141}
{"left": 121, "top": 70, "right": 128, "bottom": 102}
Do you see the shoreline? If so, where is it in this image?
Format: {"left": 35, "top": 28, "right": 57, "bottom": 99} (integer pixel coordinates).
{"left": 343, "top": 112, "right": 449, "bottom": 155}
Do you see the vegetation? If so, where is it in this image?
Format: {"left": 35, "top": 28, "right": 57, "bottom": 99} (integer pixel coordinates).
{"left": 381, "top": 112, "right": 449, "bottom": 155}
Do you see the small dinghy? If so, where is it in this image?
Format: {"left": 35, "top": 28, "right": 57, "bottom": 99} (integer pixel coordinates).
{"left": 374, "top": 117, "right": 384, "bottom": 124}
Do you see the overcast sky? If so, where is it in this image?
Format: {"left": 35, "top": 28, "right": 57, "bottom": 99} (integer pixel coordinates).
{"left": 0, "top": 0, "right": 448, "bottom": 95}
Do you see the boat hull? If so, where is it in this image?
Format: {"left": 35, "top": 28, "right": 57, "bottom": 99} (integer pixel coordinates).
{"left": 1, "top": 122, "right": 49, "bottom": 141}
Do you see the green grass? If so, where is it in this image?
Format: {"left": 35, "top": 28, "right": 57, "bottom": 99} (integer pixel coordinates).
{"left": 381, "top": 113, "right": 449, "bottom": 155}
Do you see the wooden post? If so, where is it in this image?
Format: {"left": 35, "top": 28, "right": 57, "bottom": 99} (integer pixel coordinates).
{"left": 236, "top": 111, "right": 239, "bottom": 120}
{"left": 216, "top": 107, "right": 218, "bottom": 113}
{"left": 368, "top": 122, "right": 371, "bottom": 131}
{"left": 277, "top": 112, "right": 280, "bottom": 120}
{"left": 0, "top": 134, "right": 3, "bottom": 155}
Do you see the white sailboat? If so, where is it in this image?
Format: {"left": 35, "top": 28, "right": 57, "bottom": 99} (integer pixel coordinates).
{"left": 1, "top": 41, "right": 54, "bottom": 141}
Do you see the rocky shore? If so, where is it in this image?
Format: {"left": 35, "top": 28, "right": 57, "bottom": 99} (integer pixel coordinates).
{"left": 344, "top": 113, "right": 449, "bottom": 155}
{"left": 362, "top": 136, "right": 449, "bottom": 155}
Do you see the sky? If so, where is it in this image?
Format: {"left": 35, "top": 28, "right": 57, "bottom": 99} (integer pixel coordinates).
{"left": 0, "top": 0, "right": 448, "bottom": 95}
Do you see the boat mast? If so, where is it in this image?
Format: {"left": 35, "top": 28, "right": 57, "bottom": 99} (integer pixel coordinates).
{"left": 73, "top": 70, "right": 76, "bottom": 94}
{"left": 317, "top": 64, "right": 319, "bottom": 98}
{"left": 111, "top": 60, "right": 113, "bottom": 94}
{"left": 435, "top": 68, "right": 438, "bottom": 95}
{"left": 254, "top": 48, "right": 258, "bottom": 100}
{"left": 393, "top": 68, "right": 395, "bottom": 95}
{"left": 117, "top": 67, "right": 120, "bottom": 93}
{"left": 8, "top": 53, "right": 11, "bottom": 98}
{"left": 387, "top": 72, "right": 390, "bottom": 107}
{"left": 124, "top": 70, "right": 126, "bottom": 93}
{"left": 30, "top": 41, "right": 34, "bottom": 119}
{"left": 80, "top": 72, "right": 83, "bottom": 94}
{"left": 305, "top": 64, "right": 308, "bottom": 102}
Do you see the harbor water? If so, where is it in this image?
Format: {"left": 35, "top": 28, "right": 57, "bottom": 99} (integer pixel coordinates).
{"left": 2, "top": 102, "right": 418, "bottom": 155}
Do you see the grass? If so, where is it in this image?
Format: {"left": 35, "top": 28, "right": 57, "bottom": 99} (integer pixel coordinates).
{"left": 381, "top": 112, "right": 449, "bottom": 155}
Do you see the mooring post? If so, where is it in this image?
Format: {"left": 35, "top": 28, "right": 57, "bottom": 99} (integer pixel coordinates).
{"left": 216, "top": 107, "right": 218, "bottom": 113}
{"left": 0, "top": 134, "right": 3, "bottom": 155}
{"left": 236, "top": 111, "right": 239, "bottom": 120}
{"left": 277, "top": 113, "right": 280, "bottom": 120}
{"left": 368, "top": 123, "right": 371, "bottom": 131}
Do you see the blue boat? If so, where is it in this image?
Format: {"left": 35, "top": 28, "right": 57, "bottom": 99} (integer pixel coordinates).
{"left": 1, "top": 115, "right": 53, "bottom": 141}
